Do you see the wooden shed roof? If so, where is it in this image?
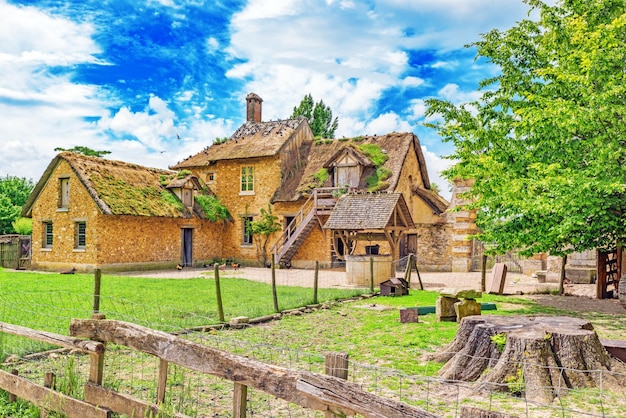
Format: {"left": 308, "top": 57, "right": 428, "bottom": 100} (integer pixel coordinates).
{"left": 323, "top": 193, "right": 415, "bottom": 230}
{"left": 22, "top": 152, "right": 196, "bottom": 218}
{"left": 171, "top": 117, "right": 309, "bottom": 169}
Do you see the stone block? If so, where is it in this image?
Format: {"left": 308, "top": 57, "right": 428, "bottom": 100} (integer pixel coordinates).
{"left": 488, "top": 263, "right": 507, "bottom": 295}
{"left": 400, "top": 308, "right": 419, "bottom": 323}
{"left": 440, "top": 288, "right": 482, "bottom": 299}
{"left": 454, "top": 299, "right": 481, "bottom": 321}
{"left": 565, "top": 268, "right": 596, "bottom": 284}
{"left": 436, "top": 296, "right": 459, "bottom": 322}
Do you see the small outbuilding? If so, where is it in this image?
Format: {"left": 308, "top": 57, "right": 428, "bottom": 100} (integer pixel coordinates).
{"left": 379, "top": 277, "right": 409, "bottom": 296}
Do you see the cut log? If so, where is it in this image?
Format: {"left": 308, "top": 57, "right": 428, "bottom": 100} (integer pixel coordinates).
{"left": 432, "top": 316, "right": 626, "bottom": 404}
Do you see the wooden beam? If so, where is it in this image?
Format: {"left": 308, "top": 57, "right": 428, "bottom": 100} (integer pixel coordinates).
{"left": 71, "top": 319, "right": 435, "bottom": 418}
{"left": 0, "top": 322, "right": 104, "bottom": 354}
{"left": 0, "top": 369, "right": 110, "bottom": 418}
{"left": 233, "top": 383, "right": 248, "bottom": 418}
{"left": 84, "top": 382, "right": 188, "bottom": 418}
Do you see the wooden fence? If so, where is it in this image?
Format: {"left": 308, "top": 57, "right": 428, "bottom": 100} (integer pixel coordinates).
{"left": 0, "top": 235, "right": 30, "bottom": 269}
{"left": 0, "top": 317, "right": 436, "bottom": 418}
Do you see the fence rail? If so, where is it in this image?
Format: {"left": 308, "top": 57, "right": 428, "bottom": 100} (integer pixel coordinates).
{"left": 0, "top": 318, "right": 434, "bottom": 418}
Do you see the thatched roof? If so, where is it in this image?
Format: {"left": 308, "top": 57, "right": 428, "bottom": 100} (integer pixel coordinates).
{"left": 323, "top": 193, "right": 414, "bottom": 230}
{"left": 412, "top": 186, "right": 449, "bottom": 214}
{"left": 274, "top": 132, "right": 430, "bottom": 202}
{"left": 22, "top": 152, "right": 196, "bottom": 218}
{"left": 171, "top": 117, "right": 309, "bottom": 169}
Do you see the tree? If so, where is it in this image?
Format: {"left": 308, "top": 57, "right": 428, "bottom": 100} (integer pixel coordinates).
{"left": 0, "top": 176, "right": 34, "bottom": 234}
{"left": 290, "top": 94, "right": 339, "bottom": 138}
{"left": 425, "top": 0, "right": 626, "bottom": 259}
{"left": 249, "top": 204, "right": 282, "bottom": 267}
{"left": 54, "top": 146, "right": 111, "bottom": 157}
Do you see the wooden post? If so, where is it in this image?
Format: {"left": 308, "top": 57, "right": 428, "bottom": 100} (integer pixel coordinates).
{"left": 369, "top": 256, "right": 374, "bottom": 293}
{"left": 313, "top": 261, "right": 319, "bottom": 305}
{"left": 403, "top": 254, "right": 412, "bottom": 284}
{"left": 324, "top": 352, "right": 349, "bottom": 418}
{"left": 89, "top": 313, "right": 106, "bottom": 385}
{"left": 214, "top": 263, "right": 225, "bottom": 323}
{"left": 9, "top": 369, "right": 18, "bottom": 402}
{"left": 233, "top": 382, "right": 248, "bottom": 418}
{"left": 413, "top": 255, "right": 424, "bottom": 290}
{"left": 271, "top": 256, "right": 279, "bottom": 313}
{"left": 93, "top": 268, "right": 102, "bottom": 315}
{"left": 156, "top": 359, "right": 168, "bottom": 404}
{"left": 481, "top": 254, "right": 487, "bottom": 292}
{"left": 40, "top": 372, "right": 55, "bottom": 418}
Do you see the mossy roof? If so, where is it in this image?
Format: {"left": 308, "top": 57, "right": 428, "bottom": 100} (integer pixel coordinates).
{"left": 171, "top": 117, "right": 309, "bottom": 169}
{"left": 22, "top": 152, "right": 194, "bottom": 218}
{"left": 273, "top": 132, "right": 431, "bottom": 202}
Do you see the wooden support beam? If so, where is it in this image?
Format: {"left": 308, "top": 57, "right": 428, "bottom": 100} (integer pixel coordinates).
{"left": 157, "top": 358, "right": 168, "bottom": 404}
{"left": 84, "top": 382, "right": 188, "bottom": 418}
{"left": 0, "top": 322, "right": 104, "bottom": 354}
{"left": 233, "top": 382, "right": 248, "bottom": 418}
{"left": 0, "top": 369, "right": 110, "bottom": 418}
{"left": 71, "top": 319, "right": 435, "bottom": 418}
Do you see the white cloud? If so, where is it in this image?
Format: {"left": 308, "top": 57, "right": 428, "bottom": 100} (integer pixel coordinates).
{"left": 421, "top": 145, "right": 454, "bottom": 200}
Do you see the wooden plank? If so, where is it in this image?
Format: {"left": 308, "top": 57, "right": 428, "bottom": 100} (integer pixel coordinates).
{"left": 0, "top": 369, "right": 110, "bottom": 418}
{"left": 71, "top": 319, "right": 435, "bottom": 418}
{"left": 0, "top": 322, "right": 104, "bottom": 354}
{"left": 84, "top": 382, "right": 189, "bottom": 418}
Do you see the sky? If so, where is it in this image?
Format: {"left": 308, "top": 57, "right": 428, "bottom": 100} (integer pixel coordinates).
{"left": 0, "top": 0, "right": 537, "bottom": 199}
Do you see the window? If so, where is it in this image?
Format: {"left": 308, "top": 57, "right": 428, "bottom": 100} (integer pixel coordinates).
{"left": 240, "top": 166, "right": 254, "bottom": 193}
{"left": 74, "top": 222, "right": 86, "bottom": 249}
{"left": 59, "top": 177, "right": 70, "bottom": 209}
{"left": 42, "top": 222, "right": 53, "bottom": 248}
{"left": 242, "top": 216, "right": 253, "bottom": 245}
{"left": 182, "top": 188, "right": 193, "bottom": 207}
{"left": 206, "top": 172, "right": 215, "bottom": 182}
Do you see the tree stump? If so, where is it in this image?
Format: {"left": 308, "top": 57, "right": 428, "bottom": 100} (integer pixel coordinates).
{"left": 430, "top": 316, "right": 626, "bottom": 404}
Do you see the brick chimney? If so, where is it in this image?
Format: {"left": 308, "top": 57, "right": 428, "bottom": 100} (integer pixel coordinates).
{"left": 246, "top": 93, "right": 263, "bottom": 122}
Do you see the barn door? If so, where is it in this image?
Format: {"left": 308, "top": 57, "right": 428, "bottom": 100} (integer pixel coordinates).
{"left": 182, "top": 228, "right": 193, "bottom": 267}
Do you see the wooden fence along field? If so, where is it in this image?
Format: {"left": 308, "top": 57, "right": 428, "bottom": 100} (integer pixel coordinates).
{"left": 0, "top": 317, "right": 435, "bottom": 418}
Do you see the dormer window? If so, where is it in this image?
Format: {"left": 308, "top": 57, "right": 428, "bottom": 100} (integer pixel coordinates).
{"left": 323, "top": 146, "right": 375, "bottom": 190}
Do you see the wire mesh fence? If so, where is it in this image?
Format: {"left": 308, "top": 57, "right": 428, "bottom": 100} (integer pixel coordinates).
{"left": 0, "top": 262, "right": 624, "bottom": 417}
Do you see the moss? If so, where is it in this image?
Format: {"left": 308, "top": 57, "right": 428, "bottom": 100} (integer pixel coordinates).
{"left": 297, "top": 168, "right": 329, "bottom": 194}
{"left": 352, "top": 136, "right": 364, "bottom": 142}
{"left": 359, "top": 144, "right": 391, "bottom": 191}
{"left": 358, "top": 143, "right": 389, "bottom": 167}
{"left": 177, "top": 169, "right": 192, "bottom": 179}
{"left": 160, "top": 190, "right": 184, "bottom": 211}
{"left": 195, "top": 195, "right": 231, "bottom": 222}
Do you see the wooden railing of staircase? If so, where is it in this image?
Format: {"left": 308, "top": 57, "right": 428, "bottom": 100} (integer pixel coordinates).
{"left": 272, "top": 187, "right": 340, "bottom": 267}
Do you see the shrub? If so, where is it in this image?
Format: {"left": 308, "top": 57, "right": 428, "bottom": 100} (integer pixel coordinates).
{"left": 11, "top": 218, "right": 32, "bottom": 235}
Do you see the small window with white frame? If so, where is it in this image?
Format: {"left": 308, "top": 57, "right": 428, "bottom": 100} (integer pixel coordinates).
{"left": 74, "top": 221, "right": 86, "bottom": 250}
{"left": 240, "top": 165, "right": 254, "bottom": 194}
{"left": 42, "top": 221, "right": 53, "bottom": 248}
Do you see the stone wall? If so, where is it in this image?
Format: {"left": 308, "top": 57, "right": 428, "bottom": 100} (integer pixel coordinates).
{"left": 449, "top": 179, "right": 479, "bottom": 272}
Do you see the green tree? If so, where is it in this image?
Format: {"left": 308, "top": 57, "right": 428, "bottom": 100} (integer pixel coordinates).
{"left": 425, "top": 0, "right": 626, "bottom": 259}
{"left": 290, "top": 94, "right": 339, "bottom": 138}
{"left": 0, "top": 176, "right": 34, "bottom": 234}
{"left": 249, "top": 204, "right": 282, "bottom": 267}
{"left": 54, "top": 146, "right": 111, "bottom": 157}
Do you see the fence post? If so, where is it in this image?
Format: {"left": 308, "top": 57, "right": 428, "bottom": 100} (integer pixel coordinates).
{"left": 233, "top": 382, "right": 248, "bottom": 418}
{"left": 214, "top": 263, "right": 225, "bottom": 323}
{"left": 93, "top": 269, "right": 102, "bottom": 315}
{"left": 369, "top": 256, "right": 374, "bottom": 293}
{"left": 481, "top": 255, "right": 487, "bottom": 292}
{"left": 89, "top": 313, "right": 106, "bottom": 385}
{"left": 40, "top": 372, "right": 56, "bottom": 418}
{"left": 404, "top": 254, "right": 412, "bottom": 285}
{"left": 324, "top": 352, "right": 349, "bottom": 418}
{"left": 156, "top": 359, "right": 168, "bottom": 404}
{"left": 313, "top": 261, "right": 319, "bottom": 304}
{"left": 9, "top": 369, "right": 18, "bottom": 402}
{"left": 271, "top": 256, "right": 279, "bottom": 313}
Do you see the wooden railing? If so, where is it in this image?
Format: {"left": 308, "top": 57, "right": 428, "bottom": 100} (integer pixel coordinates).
{"left": 272, "top": 187, "right": 339, "bottom": 266}
{"left": 0, "top": 318, "right": 436, "bottom": 417}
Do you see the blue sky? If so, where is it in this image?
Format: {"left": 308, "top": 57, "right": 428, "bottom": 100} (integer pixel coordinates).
{"left": 0, "top": 0, "right": 536, "bottom": 199}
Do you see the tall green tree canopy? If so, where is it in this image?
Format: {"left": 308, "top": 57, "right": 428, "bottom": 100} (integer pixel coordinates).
{"left": 425, "top": 0, "right": 626, "bottom": 256}
{"left": 290, "top": 94, "right": 339, "bottom": 138}
{"left": 0, "top": 176, "right": 34, "bottom": 234}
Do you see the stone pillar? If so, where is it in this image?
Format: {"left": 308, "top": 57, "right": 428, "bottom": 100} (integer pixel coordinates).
{"left": 450, "top": 179, "right": 479, "bottom": 272}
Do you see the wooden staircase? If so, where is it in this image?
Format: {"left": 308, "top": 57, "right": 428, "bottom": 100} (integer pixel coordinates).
{"left": 272, "top": 188, "right": 338, "bottom": 267}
